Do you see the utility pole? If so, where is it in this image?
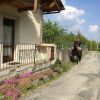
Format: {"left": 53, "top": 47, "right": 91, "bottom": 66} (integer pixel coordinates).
{"left": 91, "top": 41, "right": 92, "bottom": 51}
{"left": 97, "top": 28, "right": 100, "bottom": 51}
{"left": 97, "top": 42, "right": 99, "bottom": 51}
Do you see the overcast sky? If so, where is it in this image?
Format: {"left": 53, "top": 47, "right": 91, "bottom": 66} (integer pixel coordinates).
{"left": 43, "top": 0, "right": 100, "bottom": 42}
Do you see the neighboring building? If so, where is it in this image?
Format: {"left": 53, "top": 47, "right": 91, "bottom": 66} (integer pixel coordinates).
{"left": 0, "top": 0, "right": 64, "bottom": 71}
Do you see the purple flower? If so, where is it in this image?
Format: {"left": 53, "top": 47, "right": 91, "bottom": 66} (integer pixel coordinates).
{"left": 4, "top": 77, "right": 17, "bottom": 84}
{"left": 19, "top": 72, "right": 33, "bottom": 79}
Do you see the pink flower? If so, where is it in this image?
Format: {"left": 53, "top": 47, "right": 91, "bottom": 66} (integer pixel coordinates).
{"left": 19, "top": 72, "right": 33, "bottom": 79}
{"left": 4, "top": 77, "right": 17, "bottom": 84}
{"left": 6, "top": 89, "right": 19, "bottom": 100}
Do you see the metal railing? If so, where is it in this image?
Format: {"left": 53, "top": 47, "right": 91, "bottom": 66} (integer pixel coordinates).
{"left": 0, "top": 43, "right": 36, "bottom": 70}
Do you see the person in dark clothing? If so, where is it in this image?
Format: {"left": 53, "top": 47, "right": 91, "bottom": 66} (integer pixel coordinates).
{"left": 72, "top": 38, "right": 82, "bottom": 61}
{"left": 73, "top": 38, "right": 82, "bottom": 50}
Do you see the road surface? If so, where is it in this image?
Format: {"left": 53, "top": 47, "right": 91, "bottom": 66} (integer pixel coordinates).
{"left": 20, "top": 51, "right": 100, "bottom": 100}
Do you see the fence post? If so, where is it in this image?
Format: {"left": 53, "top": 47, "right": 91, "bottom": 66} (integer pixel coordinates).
{"left": 34, "top": 44, "right": 36, "bottom": 64}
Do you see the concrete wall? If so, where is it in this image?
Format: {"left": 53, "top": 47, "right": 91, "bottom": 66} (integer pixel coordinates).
{"left": 35, "top": 44, "right": 57, "bottom": 63}
{"left": 57, "top": 49, "right": 70, "bottom": 63}
{"left": 36, "top": 47, "right": 51, "bottom": 62}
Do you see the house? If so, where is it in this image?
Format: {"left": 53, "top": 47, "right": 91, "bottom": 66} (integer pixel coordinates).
{"left": 0, "top": 0, "right": 64, "bottom": 72}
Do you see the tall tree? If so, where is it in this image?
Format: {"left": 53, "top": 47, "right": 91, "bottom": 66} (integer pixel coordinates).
{"left": 43, "top": 20, "right": 97, "bottom": 50}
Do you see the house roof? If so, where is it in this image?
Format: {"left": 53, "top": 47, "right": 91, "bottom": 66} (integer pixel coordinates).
{"left": 0, "top": 0, "right": 65, "bottom": 14}
{"left": 41, "top": 0, "right": 65, "bottom": 14}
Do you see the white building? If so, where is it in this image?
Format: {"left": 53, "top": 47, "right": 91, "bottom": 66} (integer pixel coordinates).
{"left": 0, "top": 0, "right": 64, "bottom": 71}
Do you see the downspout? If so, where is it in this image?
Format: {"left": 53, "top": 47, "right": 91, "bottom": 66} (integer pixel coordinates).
{"left": 33, "top": 0, "right": 38, "bottom": 13}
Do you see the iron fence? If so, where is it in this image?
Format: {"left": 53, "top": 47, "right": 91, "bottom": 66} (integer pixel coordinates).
{"left": 0, "top": 43, "right": 36, "bottom": 70}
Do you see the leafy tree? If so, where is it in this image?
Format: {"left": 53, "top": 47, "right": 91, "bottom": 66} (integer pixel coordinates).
{"left": 43, "top": 20, "right": 97, "bottom": 51}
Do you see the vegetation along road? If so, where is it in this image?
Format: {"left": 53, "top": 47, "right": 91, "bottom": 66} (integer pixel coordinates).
{"left": 20, "top": 51, "right": 100, "bottom": 100}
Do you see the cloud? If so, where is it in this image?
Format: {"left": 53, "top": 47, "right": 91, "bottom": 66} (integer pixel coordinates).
{"left": 56, "top": 6, "right": 85, "bottom": 31}
{"left": 44, "top": 5, "right": 85, "bottom": 32}
{"left": 89, "top": 25, "right": 99, "bottom": 33}
{"left": 77, "top": 19, "right": 85, "bottom": 25}
{"left": 59, "top": 6, "right": 85, "bottom": 20}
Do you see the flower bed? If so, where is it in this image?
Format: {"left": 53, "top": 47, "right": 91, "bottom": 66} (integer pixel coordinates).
{"left": 0, "top": 68, "right": 54, "bottom": 100}
{"left": 0, "top": 84, "right": 19, "bottom": 100}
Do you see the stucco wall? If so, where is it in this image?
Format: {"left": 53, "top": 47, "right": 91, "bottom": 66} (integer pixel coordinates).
{"left": 0, "top": 4, "right": 56, "bottom": 69}
{"left": 0, "top": 4, "right": 43, "bottom": 66}
{"left": 20, "top": 10, "right": 43, "bottom": 44}
{"left": 0, "top": 4, "right": 43, "bottom": 44}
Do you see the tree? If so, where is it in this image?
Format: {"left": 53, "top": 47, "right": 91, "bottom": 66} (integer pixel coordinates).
{"left": 43, "top": 20, "right": 97, "bottom": 51}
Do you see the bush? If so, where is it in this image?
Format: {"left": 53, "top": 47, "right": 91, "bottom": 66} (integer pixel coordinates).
{"left": 18, "top": 78, "right": 32, "bottom": 93}
{"left": 52, "top": 66, "right": 63, "bottom": 73}
{"left": 51, "top": 58, "right": 63, "bottom": 73}
{"left": 54, "top": 58, "right": 62, "bottom": 66}
{"left": 51, "top": 58, "right": 74, "bottom": 73}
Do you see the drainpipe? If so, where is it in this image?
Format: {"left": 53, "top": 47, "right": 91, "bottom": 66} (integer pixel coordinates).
{"left": 34, "top": 0, "right": 38, "bottom": 13}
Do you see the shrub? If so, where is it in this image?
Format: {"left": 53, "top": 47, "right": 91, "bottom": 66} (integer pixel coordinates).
{"left": 5, "top": 89, "right": 19, "bottom": 100}
{"left": 53, "top": 66, "right": 63, "bottom": 73}
{"left": 32, "top": 80, "right": 39, "bottom": 88}
{"left": 0, "top": 84, "right": 15, "bottom": 94}
{"left": 51, "top": 58, "right": 63, "bottom": 73}
{"left": 18, "top": 78, "right": 32, "bottom": 93}
{"left": 54, "top": 58, "right": 62, "bottom": 66}
{"left": 0, "top": 84, "right": 19, "bottom": 100}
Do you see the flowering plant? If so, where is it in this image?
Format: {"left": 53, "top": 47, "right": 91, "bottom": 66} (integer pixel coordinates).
{"left": 0, "top": 68, "right": 54, "bottom": 99}
{"left": 5, "top": 89, "right": 19, "bottom": 100}
{"left": 19, "top": 72, "right": 33, "bottom": 79}
{"left": 18, "top": 77, "right": 32, "bottom": 92}
{"left": 4, "top": 77, "right": 18, "bottom": 84}
{"left": 0, "top": 84, "right": 19, "bottom": 100}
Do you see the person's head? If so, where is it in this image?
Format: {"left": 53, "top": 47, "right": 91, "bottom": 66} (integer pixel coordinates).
{"left": 76, "top": 38, "right": 80, "bottom": 42}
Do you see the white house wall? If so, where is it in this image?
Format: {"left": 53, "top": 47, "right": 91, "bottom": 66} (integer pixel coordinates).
{"left": 0, "top": 4, "right": 43, "bottom": 66}
{"left": 0, "top": 4, "right": 56, "bottom": 69}
{"left": 0, "top": 4, "right": 43, "bottom": 44}
{"left": 20, "top": 10, "right": 43, "bottom": 44}
{"left": 18, "top": 9, "right": 43, "bottom": 63}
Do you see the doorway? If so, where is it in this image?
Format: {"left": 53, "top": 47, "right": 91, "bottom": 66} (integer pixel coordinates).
{"left": 3, "top": 18, "right": 15, "bottom": 63}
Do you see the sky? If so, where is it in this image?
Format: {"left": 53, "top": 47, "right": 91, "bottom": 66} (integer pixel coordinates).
{"left": 43, "top": 0, "right": 100, "bottom": 42}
